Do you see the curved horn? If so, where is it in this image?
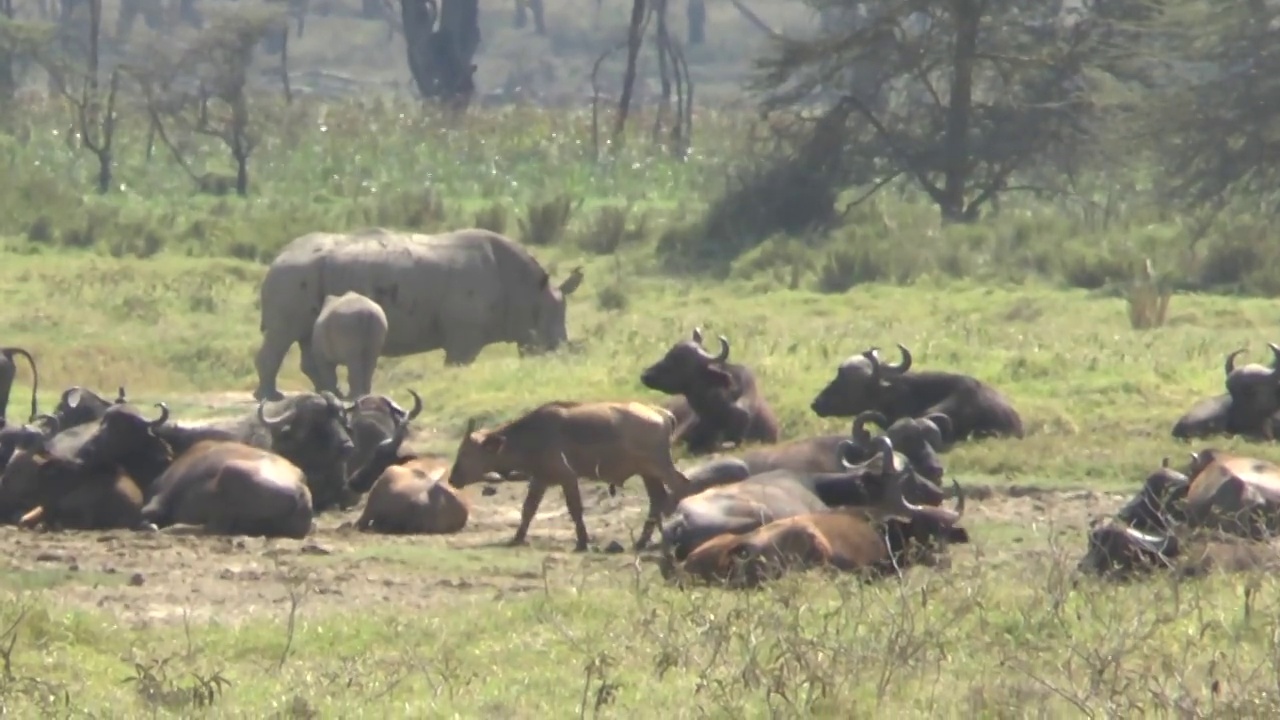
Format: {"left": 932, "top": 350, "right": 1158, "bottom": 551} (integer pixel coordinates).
{"left": 951, "top": 478, "right": 965, "bottom": 517}
{"left": 925, "top": 413, "right": 954, "bottom": 445}
{"left": 403, "top": 389, "right": 423, "bottom": 423}
{"left": 713, "top": 336, "right": 730, "bottom": 362}
{"left": 691, "top": 327, "right": 704, "bottom": 345}
{"left": 1269, "top": 343, "right": 1280, "bottom": 376}
{"left": 837, "top": 439, "right": 860, "bottom": 470}
{"left": 882, "top": 343, "right": 913, "bottom": 374}
{"left": 851, "top": 410, "right": 889, "bottom": 445}
{"left": 149, "top": 402, "right": 169, "bottom": 429}
{"left": 33, "top": 413, "right": 59, "bottom": 435}
{"left": 258, "top": 400, "right": 296, "bottom": 429}
{"left": 1225, "top": 348, "right": 1246, "bottom": 375}
{"left": 873, "top": 435, "right": 896, "bottom": 473}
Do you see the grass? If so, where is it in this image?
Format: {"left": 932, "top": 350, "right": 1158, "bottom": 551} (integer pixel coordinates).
{"left": 4, "top": 8, "right": 1280, "bottom": 709}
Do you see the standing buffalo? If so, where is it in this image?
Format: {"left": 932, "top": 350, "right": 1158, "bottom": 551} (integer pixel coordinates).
{"left": 640, "top": 328, "right": 780, "bottom": 455}
{"left": 448, "top": 400, "right": 692, "bottom": 552}
{"left": 810, "top": 344, "right": 1024, "bottom": 441}
{"left": 311, "top": 291, "right": 389, "bottom": 399}
{"left": 0, "top": 347, "right": 37, "bottom": 424}
{"left": 253, "top": 228, "right": 585, "bottom": 401}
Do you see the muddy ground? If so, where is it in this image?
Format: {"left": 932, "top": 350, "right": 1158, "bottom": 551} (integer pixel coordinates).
{"left": 0, "top": 392, "right": 1132, "bottom": 627}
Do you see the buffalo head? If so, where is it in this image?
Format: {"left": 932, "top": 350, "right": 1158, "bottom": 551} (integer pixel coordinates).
{"left": 522, "top": 266, "right": 584, "bottom": 356}
{"left": 641, "top": 328, "right": 734, "bottom": 397}
{"left": 258, "top": 392, "right": 357, "bottom": 511}
{"left": 344, "top": 391, "right": 423, "bottom": 476}
{"left": 346, "top": 390, "right": 423, "bottom": 494}
{"left": 1116, "top": 457, "right": 1191, "bottom": 534}
{"left": 53, "top": 385, "right": 128, "bottom": 433}
{"left": 75, "top": 402, "right": 171, "bottom": 469}
{"left": 447, "top": 417, "right": 512, "bottom": 489}
{"left": 834, "top": 434, "right": 948, "bottom": 508}
{"left": 1222, "top": 345, "right": 1280, "bottom": 434}
{"left": 811, "top": 344, "right": 912, "bottom": 418}
{"left": 848, "top": 410, "right": 951, "bottom": 483}
{"left": 1077, "top": 518, "right": 1178, "bottom": 579}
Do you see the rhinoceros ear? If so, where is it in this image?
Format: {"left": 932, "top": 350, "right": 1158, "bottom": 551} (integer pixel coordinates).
{"left": 559, "top": 267, "right": 584, "bottom": 296}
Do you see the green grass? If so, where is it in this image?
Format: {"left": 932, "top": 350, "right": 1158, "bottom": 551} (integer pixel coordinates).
{"left": 5, "top": 15, "right": 1280, "bottom": 708}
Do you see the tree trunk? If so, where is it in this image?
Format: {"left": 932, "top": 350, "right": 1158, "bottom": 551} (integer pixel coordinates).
{"left": 686, "top": 0, "right": 704, "bottom": 44}
{"left": 939, "top": 0, "right": 978, "bottom": 222}
{"left": 0, "top": 0, "right": 13, "bottom": 107}
{"left": 613, "top": 0, "right": 646, "bottom": 147}
{"left": 400, "top": 0, "right": 479, "bottom": 105}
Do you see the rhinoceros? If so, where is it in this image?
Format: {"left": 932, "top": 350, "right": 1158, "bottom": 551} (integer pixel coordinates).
{"left": 252, "top": 228, "right": 584, "bottom": 401}
{"left": 312, "top": 291, "right": 388, "bottom": 399}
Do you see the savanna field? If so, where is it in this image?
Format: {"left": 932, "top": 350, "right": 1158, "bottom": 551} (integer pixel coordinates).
{"left": 4, "top": 1, "right": 1280, "bottom": 715}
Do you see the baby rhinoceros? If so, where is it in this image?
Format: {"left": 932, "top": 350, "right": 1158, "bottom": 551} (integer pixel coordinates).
{"left": 345, "top": 390, "right": 470, "bottom": 535}
{"left": 312, "top": 291, "right": 388, "bottom": 399}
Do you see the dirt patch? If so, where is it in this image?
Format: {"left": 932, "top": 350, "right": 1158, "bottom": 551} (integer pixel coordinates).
{"left": 0, "top": 476, "right": 1117, "bottom": 627}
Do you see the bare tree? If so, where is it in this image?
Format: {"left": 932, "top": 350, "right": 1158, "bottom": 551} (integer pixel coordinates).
{"left": 41, "top": 0, "right": 121, "bottom": 193}
{"left": 400, "top": 0, "right": 478, "bottom": 108}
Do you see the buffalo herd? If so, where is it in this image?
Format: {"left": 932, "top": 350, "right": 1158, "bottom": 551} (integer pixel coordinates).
{"left": 2, "top": 330, "right": 1280, "bottom": 590}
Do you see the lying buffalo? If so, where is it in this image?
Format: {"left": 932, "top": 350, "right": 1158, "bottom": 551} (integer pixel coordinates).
{"left": 71, "top": 403, "right": 315, "bottom": 538}
{"left": 640, "top": 328, "right": 780, "bottom": 455}
{"left": 669, "top": 454, "right": 968, "bottom": 588}
{"left": 449, "top": 400, "right": 692, "bottom": 552}
{"left": 810, "top": 344, "right": 1023, "bottom": 441}
{"left": 346, "top": 394, "right": 469, "bottom": 535}
{"left": 1181, "top": 449, "right": 1280, "bottom": 540}
{"left": 660, "top": 435, "right": 946, "bottom": 564}
{"left": 1221, "top": 345, "right": 1280, "bottom": 439}
{"left": 0, "top": 347, "right": 38, "bottom": 424}
{"left": 1078, "top": 519, "right": 1280, "bottom": 580}
{"left": 345, "top": 391, "right": 425, "bottom": 481}
{"left": 253, "top": 227, "right": 584, "bottom": 401}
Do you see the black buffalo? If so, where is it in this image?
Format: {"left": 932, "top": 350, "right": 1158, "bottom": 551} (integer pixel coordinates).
{"left": 640, "top": 328, "right": 780, "bottom": 455}
{"left": 810, "top": 344, "right": 1023, "bottom": 441}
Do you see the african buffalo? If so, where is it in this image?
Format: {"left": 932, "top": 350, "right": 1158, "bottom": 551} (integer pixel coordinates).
{"left": 448, "top": 400, "right": 692, "bottom": 552}
{"left": 810, "top": 344, "right": 1024, "bottom": 441}
{"left": 253, "top": 227, "right": 585, "bottom": 400}
{"left": 1180, "top": 449, "right": 1280, "bottom": 540}
{"left": 0, "top": 347, "right": 38, "bottom": 423}
{"left": 346, "top": 400, "right": 468, "bottom": 535}
{"left": 1171, "top": 393, "right": 1234, "bottom": 440}
{"left": 67, "top": 403, "right": 315, "bottom": 538}
{"left": 640, "top": 328, "right": 780, "bottom": 455}
{"left": 312, "top": 291, "right": 389, "bottom": 399}
{"left": 671, "top": 475, "right": 969, "bottom": 589}
{"left": 1215, "top": 346, "right": 1280, "bottom": 439}
{"left": 1078, "top": 519, "right": 1280, "bottom": 579}
{"left": 660, "top": 435, "right": 947, "bottom": 564}
{"left": 1115, "top": 457, "right": 1191, "bottom": 534}
{"left": 51, "top": 385, "right": 128, "bottom": 433}
{"left": 345, "top": 391, "right": 424, "bottom": 478}
{"left": 0, "top": 414, "right": 59, "bottom": 472}
{"left": 75, "top": 394, "right": 356, "bottom": 512}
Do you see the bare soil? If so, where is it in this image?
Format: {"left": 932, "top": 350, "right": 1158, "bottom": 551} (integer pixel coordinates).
{"left": 0, "top": 391, "right": 1133, "bottom": 626}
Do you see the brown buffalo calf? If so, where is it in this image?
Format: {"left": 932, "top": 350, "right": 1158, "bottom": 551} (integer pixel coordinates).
{"left": 449, "top": 400, "right": 692, "bottom": 552}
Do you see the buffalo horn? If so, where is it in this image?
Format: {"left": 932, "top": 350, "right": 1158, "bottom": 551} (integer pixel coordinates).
{"left": 149, "top": 403, "right": 170, "bottom": 429}
{"left": 1161, "top": 456, "right": 1170, "bottom": 469}
{"left": 115, "top": 387, "right": 127, "bottom": 404}
{"left": 691, "top": 327, "right": 704, "bottom": 345}
{"left": 882, "top": 343, "right": 913, "bottom": 374}
{"left": 464, "top": 417, "right": 479, "bottom": 436}
{"left": 1225, "top": 348, "right": 1246, "bottom": 376}
{"left": 258, "top": 400, "right": 295, "bottom": 429}
{"left": 837, "top": 439, "right": 860, "bottom": 470}
{"left": 873, "top": 434, "right": 897, "bottom": 474}
{"left": 1270, "top": 343, "right": 1280, "bottom": 376}
{"left": 404, "top": 389, "right": 424, "bottom": 423}
{"left": 713, "top": 336, "right": 730, "bottom": 362}
{"left": 851, "top": 411, "right": 889, "bottom": 445}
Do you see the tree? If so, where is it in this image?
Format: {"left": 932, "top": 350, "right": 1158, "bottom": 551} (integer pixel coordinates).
{"left": 400, "top": 0, "right": 478, "bottom": 108}
{"left": 752, "top": 1, "right": 1118, "bottom": 222}
{"left": 1125, "top": 1, "right": 1280, "bottom": 224}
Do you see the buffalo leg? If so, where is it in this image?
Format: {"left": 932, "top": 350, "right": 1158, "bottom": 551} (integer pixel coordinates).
{"left": 560, "top": 478, "right": 590, "bottom": 552}
{"left": 512, "top": 479, "right": 550, "bottom": 546}
{"left": 634, "top": 474, "right": 669, "bottom": 550}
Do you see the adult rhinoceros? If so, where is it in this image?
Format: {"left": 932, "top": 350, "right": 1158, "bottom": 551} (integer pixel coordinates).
{"left": 252, "top": 228, "right": 584, "bottom": 401}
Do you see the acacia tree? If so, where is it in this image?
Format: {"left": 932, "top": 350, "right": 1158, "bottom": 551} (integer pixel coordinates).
{"left": 1125, "top": 0, "right": 1280, "bottom": 226}
{"left": 751, "top": 1, "right": 1120, "bottom": 222}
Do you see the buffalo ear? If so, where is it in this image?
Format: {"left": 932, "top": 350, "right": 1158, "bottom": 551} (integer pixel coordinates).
{"left": 701, "top": 365, "right": 733, "bottom": 388}
{"left": 480, "top": 434, "right": 505, "bottom": 452}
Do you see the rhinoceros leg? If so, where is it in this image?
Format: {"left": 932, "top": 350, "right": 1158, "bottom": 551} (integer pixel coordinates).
{"left": 298, "top": 338, "right": 334, "bottom": 394}
{"left": 253, "top": 334, "right": 294, "bottom": 401}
